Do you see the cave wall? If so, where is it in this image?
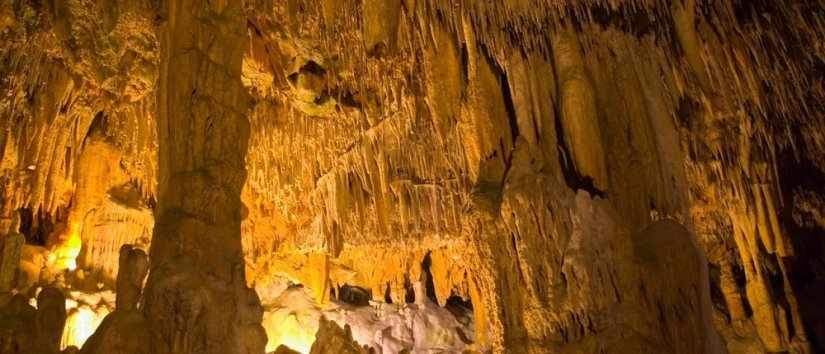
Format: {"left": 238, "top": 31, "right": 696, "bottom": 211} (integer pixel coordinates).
{"left": 1, "top": 0, "right": 824, "bottom": 353}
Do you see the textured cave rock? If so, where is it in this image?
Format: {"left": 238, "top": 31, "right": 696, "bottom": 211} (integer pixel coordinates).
{"left": 309, "top": 317, "right": 372, "bottom": 354}
{"left": 0, "top": 219, "right": 23, "bottom": 293}
{"left": 0, "top": 287, "right": 67, "bottom": 354}
{"left": 79, "top": 245, "right": 150, "bottom": 354}
{"left": 139, "top": 0, "right": 267, "bottom": 353}
{"left": 1, "top": 0, "right": 825, "bottom": 353}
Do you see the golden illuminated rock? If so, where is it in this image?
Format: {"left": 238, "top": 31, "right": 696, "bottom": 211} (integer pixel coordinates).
{"left": 139, "top": 0, "right": 267, "bottom": 353}
{"left": 0, "top": 0, "right": 824, "bottom": 353}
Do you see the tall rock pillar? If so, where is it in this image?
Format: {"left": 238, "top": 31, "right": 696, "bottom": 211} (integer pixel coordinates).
{"left": 0, "top": 216, "right": 23, "bottom": 294}
{"left": 142, "top": 1, "right": 266, "bottom": 353}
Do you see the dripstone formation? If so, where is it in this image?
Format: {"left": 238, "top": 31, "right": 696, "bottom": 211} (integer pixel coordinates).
{"left": 1, "top": 0, "right": 824, "bottom": 353}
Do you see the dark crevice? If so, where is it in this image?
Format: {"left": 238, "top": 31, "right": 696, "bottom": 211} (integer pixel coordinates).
{"left": 338, "top": 284, "right": 371, "bottom": 307}
{"left": 313, "top": 94, "right": 330, "bottom": 105}
{"left": 510, "top": 232, "right": 526, "bottom": 284}
{"left": 287, "top": 73, "right": 298, "bottom": 84}
{"left": 17, "top": 207, "right": 62, "bottom": 246}
{"left": 404, "top": 274, "right": 416, "bottom": 303}
{"left": 288, "top": 60, "right": 326, "bottom": 85}
{"left": 83, "top": 111, "right": 109, "bottom": 147}
{"left": 445, "top": 295, "right": 474, "bottom": 344}
{"left": 776, "top": 139, "right": 825, "bottom": 351}
{"left": 459, "top": 44, "right": 469, "bottom": 88}
{"left": 708, "top": 263, "right": 730, "bottom": 321}
{"left": 421, "top": 252, "right": 439, "bottom": 303}
{"left": 551, "top": 105, "right": 605, "bottom": 198}
{"left": 336, "top": 89, "right": 363, "bottom": 109}
{"left": 446, "top": 294, "right": 472, "bottom": 311}
{"left": 367, "top": 42, "right": 388, "bottom": 58}
{"left": 731, "top": 262, "right": 753, "bottom": 318}
{"left": 676, "top": 96, "right": 701, "bottom": 129}
{"left": 246, "top": 19, "right": 263, "bottom": 37}
{"left": 300, "top": 60, "right": 326, "bottom": 76}
{"left": 587, "top": 3, "right": 661, "bottom": 38}
{"left": 500, "top": 72, "right": 520, "bottom": 146}
{"left": 63, "top": 146, "right": 71, "bottom": 179}
{"left": 446, "top": 295, "right": 473, "bottom": 323}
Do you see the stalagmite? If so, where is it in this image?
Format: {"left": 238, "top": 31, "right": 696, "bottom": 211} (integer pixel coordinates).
{"left": 114, "top": 245, "right": 148, "bottom": 311}
{"left": 0, "top": 287, "right": 66, "bottom": 354}
{"left": 36, "top": 287, "right": 68, "bottom": 354}
{"left": 0, "top": 218, "right": 23, "bottom": 293}
{"left": 1, "top": 0, "right": 825, "bottom": 353}
{"left": 79, "top": 244, "right": 150, "bottom": 354}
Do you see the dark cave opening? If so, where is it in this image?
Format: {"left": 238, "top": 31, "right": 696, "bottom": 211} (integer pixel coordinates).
{"left": 337, "top": 284, "right": 372, "bottom": 307}
{"left": 776, "top": 145, "right": 825, "bottom": 351}
{"left": 404, "top": 274, "right": 416, "bottom": 304}
{"left": 420, "top": 252, "right": 440, "bottom": 304}
{"left": 17, "top": 207, "right": 63, "bottom": 246}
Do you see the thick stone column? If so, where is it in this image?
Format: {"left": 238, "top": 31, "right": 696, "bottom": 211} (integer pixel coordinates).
{"left": 142, "top": 1, "right": 266, "bottom": 353}
{"left": 116, "top": 245, "right": 149, "bottom": 312}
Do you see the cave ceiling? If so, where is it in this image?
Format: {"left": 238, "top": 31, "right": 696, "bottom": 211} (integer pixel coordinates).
{"left": 1, "top": 0, "right": 824, "bottom": 353}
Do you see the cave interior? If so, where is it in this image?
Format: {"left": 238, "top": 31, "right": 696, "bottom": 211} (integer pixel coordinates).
{"left": 1, "top": 0, "right": 825, "bottom": 353}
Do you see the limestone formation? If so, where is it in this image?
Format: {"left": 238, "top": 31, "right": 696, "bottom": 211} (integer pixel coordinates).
{"left": 140, "top": 0, "right": 266, "bottom": 354}
{"left": 35, "top": 287, "right": 68, "bottom": 354}
{"left": 114, "top": 245, "right": 148, "bottom": 312}
{"left": 309, "top": 317, "right": 372, "bottom": 354}
{"left": 0, "top": 227, "right": 23, "bottom": 293}
{"left": 551, "top": 27, "right": 608, "bottom": 191}
{"left": 1, "top": 0, "right": 825, "bottom": 353}
{"left": 79, "top": 245, "right": 150, "bottom": 354}
{"left": 0, "top": 287, "right": 66, "bottom": 354}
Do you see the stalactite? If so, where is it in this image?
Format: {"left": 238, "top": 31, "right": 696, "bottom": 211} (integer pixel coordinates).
{"left": 2, "top": 0, "right": 825, "bottom": 353}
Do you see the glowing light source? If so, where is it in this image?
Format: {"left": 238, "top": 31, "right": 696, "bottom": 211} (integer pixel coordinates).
{"left": 263, "top": 313, "right": 317, "bottom": 354}
{"left": 51, "top": 223, "right": 82, "bottom": 271}
{"left": 61, "top": 305, "right": 106, "bottom": 349}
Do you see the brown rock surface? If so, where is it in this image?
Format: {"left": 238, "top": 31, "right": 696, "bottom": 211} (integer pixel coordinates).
{"left": 309, "top": 317, "right": 372, "bottom": 354}
{"left": 0, "top": 0, "right": 824, "bottom": 353}
{"left": 140, "top": 0, "right": 266, "bottom": 353}
{"left": 0, "top": 287, "right": 66, "bottom": 354}
{"left": 79, "top": 244, "right": 150, "bottom": 354}
{"left": 0, "top": 229, "right": 23, "bottom": 293}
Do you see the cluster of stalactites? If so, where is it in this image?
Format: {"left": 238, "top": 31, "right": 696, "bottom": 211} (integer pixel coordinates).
{"left": 0, "top": 0, "right": 159, "bottom": 222}
{"left": 251, "top": 0, "right": 825, "bottom": 249}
